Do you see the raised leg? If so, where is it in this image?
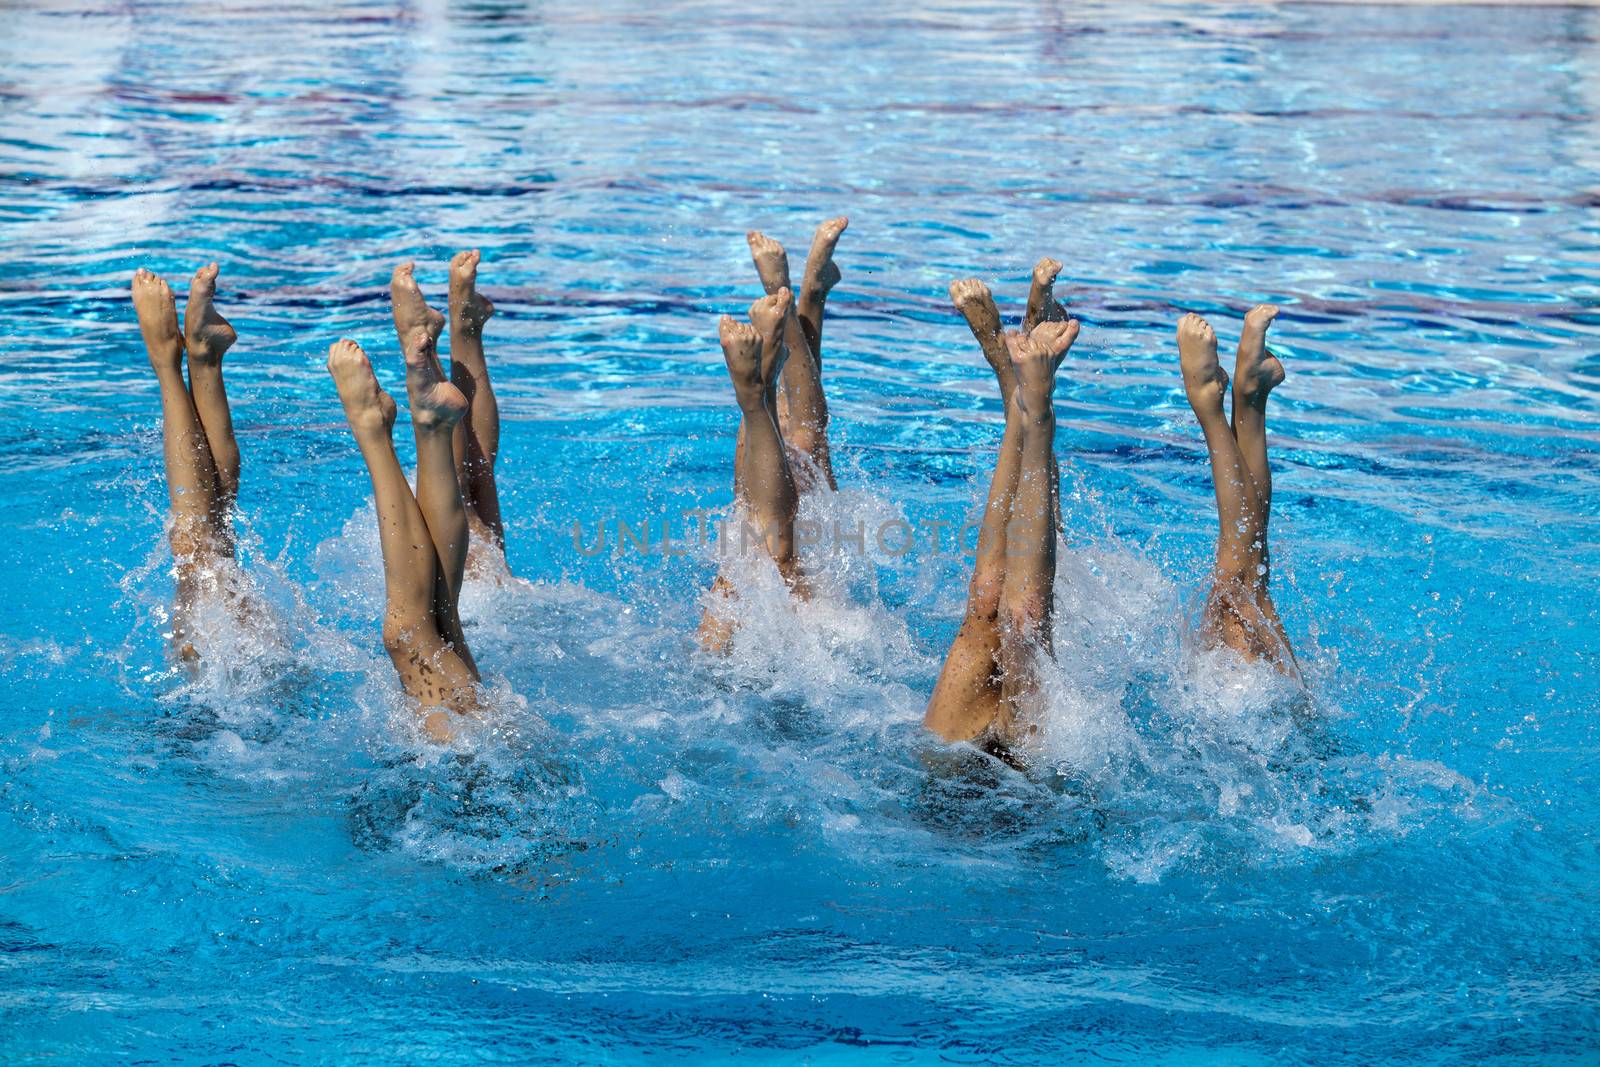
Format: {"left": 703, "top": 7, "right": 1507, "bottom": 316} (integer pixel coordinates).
{"left": 399, "top": 325, "right": 478, "bottom": 678}
{"left": 797, "top": 216, "right": 847, "bottom": 363}
{"left": 1231, "top": 305, "right": 1283, "bottom": 558}
{"left": 924, "top": 280, "right": 1025, "bottom": 743}
{"left": 1023, "top": 257, "right": 1066, "bottom": 532}
{"left": 732, "top": 289, "right": 800, "bottom": 582}
{"left": 697, "top": 290, "right": 802, "bottom": 652}
{"left": 1231, "top": 304, "right": 1294, "bottom": 666}
{"left": 182, "top": 262, "right": 240, "bottom": 516}
{"left": 134, "top": 269, "right": 227, "bottom": 540}
{"left": 327, "top": 339, "right": 478, "bottom": 742}
{"left": 748, "top": 230, "right": 836, "bottom": 491}
{"left": 994, "top": 320, "right": 1079, "bottom": 744}
{"left": 448, "top": 249, "right": 506, "bottom": 552}
{"left": 391, "top": 265, "right": 469, "bottom": 593}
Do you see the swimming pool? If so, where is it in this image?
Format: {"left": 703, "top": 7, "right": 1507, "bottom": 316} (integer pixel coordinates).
{"left": 3, "top": 0, "right": 1598, "bottom": 1061}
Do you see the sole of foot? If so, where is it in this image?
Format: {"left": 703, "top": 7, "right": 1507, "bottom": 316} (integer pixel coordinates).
{"left": 401, "top": 328, "right": 468, "bottom": 431}
{"left": 1006, "top": 319, "right": 1080, "bottom": 418}
{"left": 1177, "top": 313, "right": 1228, "bottom": 415}
{"left": 748, "top": 288, "right": 792, "bottom": 386}
{"left": 184, "top": 262, "right": 237, "bottom": 365}
{"left": 802, "top": 217, "right": 848, "bottom": 299}
{"left": 391, "top": 261, "right": 446, "bottom": 344}
{"left": 718, "top": 315, "right": 765, "bottom": 403}
{"left": 328, "top": 339, "right": 399, "bottom": 436}
{"left": 132, "top": 268, "right": 183, "bottom": 373}
{"left": 1234, "top": 303, "right": 1284, "bottom": 401}
{"left": 747, "top": 231, "right": 792, "bottom": 295}
{"left": 449, "top": 249, "right": 494, "bottom": 332}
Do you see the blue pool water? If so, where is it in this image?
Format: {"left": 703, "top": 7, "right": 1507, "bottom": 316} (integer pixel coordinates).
{"left": 3, "top": 0, "right": 1599, "bottom": 1061}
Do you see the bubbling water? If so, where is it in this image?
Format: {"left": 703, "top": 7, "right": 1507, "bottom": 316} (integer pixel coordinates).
{"left": 108, "top": 462, "right": 1492, "bottom": 889}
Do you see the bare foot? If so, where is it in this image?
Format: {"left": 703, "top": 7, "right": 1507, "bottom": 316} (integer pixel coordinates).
{"left": 401, "top": 327, "right": 468, "bottom": 431}
{"left": 1024, "top": 256, "right": 1068, "bottom": 332}
{"left": 327, "top": 339, "right": 399, "bottom": 438}
{"left": 950, "top": 278, "right": 1014, "bottom": 396}
{"left": 747, "top": 231, "right": 792, "bottom": 295}
{"left": 748, "top": 287, "right": 792, "bottom": 388}
{"left": 449, "top": 249, "right": 494, "bottom": 335}
{"left": 1234, "top": 303, "right": 1284, "bottom": 403}
{"left": 132, "top": 269, "right": 183, "bottom": 373}
{"left": 1005, "top": 319, "right": 1080, "bottom": 420}
{"left": 391, "top": 262, "right": 446, "bottom": 346}
{"left": 800, "top": 216, "right": 847, "bottom": 308}
{"left": 1177, "top": 313, "right": 1227, "bottom": 417}
{"left": 718, "top": 315, "right": 764, "bottom": 408}
{"left": 182, "top": 263, "right": 237, "bottom": 365}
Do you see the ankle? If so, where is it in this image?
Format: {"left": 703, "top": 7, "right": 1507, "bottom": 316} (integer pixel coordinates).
{"left": 186, "top": 350, "right": 224, "bottom": 371}
{"left": 1015, "top": 394, "right": 1055, "bottom": 426}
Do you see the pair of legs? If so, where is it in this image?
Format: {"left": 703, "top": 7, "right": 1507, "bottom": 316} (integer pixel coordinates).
{"left": 924, "top": 264, "right": 1082, "bottom": 753}
{"left": 131, "top": 265, "right": 242, "bottom": 662}
{"left": 697, "top": 290, "right": 806, "bottom": 652}
{"left": 743, "top": 218, "right": 848, "bottom": 492}
{"left": 697, "top": 219, "right": 848, "bottom": 651}
{"left": 1177, "top": 308, "right": 1296, "bottom": 668}
{"left": 328, "top": 261, "right": 493, "bottom": 742}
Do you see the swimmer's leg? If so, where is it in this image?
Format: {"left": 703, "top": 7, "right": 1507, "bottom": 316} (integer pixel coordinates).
{"left": 391, "top": 266, "right": 467, "bottom": 589}
{"left": 1230, "top": 304, "right": 1295, "bottom": 664}
{"left": 399, "top": 324, "right": 479, "bottom": 678}
{"left": 390, "top": 260, "right": 447, "bottom": 348}
{"left": 182, "top": 262, "right": 240, "bottom": 517}
{"left": 328, "top": 339, "right": 477, "bottom": 742}
{"left": 994, "top": 320, "right": 1079, "bottom": 744}
{"left": 698, "top": 290, "right": 801, "bottom": 651}
{"left": 748, "top": 231, "right": 835, "bottom": 491}
{"left": 1023, "top": 258, "right": 1066, "bottom": 533}
{"left": 1178, "top": 313, "right": 1277, "bottom": 663}
{"left": 134, "top": 269, "right": 230, "bottom": 659}
{"left": 797, "top": 216, "right": 847, "bottom": 364}
{"left": 925, "top": 280, "right": 1024, "bottom": 743}
{"left": 448, "top": 249, "right": 506, "bottom": 553}
{"left": 1231, "top": 305, "right": 1282, "bottom": 559}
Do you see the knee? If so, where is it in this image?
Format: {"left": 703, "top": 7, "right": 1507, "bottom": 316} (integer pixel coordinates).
{"left": 381, "top": 612, "right": 433, "bottom": 659}
{"left": 1001, "top": 591, "right": 1048, "bottom": 647}
{"left": 964, "top": 573, "right": 1004, "bottom": 627}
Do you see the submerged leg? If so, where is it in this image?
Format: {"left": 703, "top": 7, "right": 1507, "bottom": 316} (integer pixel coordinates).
{"left": 925, "top": 280, "right": 1024, "bottom": 743}
{"left": 327, "top": 339, "right": 478, "bottom": 742}
{"left": 1178, "top": 313, "right": 1285, "bottom": 664}
{"left": 448, "top": 248, "right": 506, "bottom": 553}
{"left": 748, "top": 231, "right": 835, "bottom": 491}
{"left": 698, "top": 290, "right": 801, "bottom": 652}
{"left": 182, "top": 262, "right": 240, "bottom": 517}
{"left": 994, "top": 320, "right": 1079, "bottom": 745}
